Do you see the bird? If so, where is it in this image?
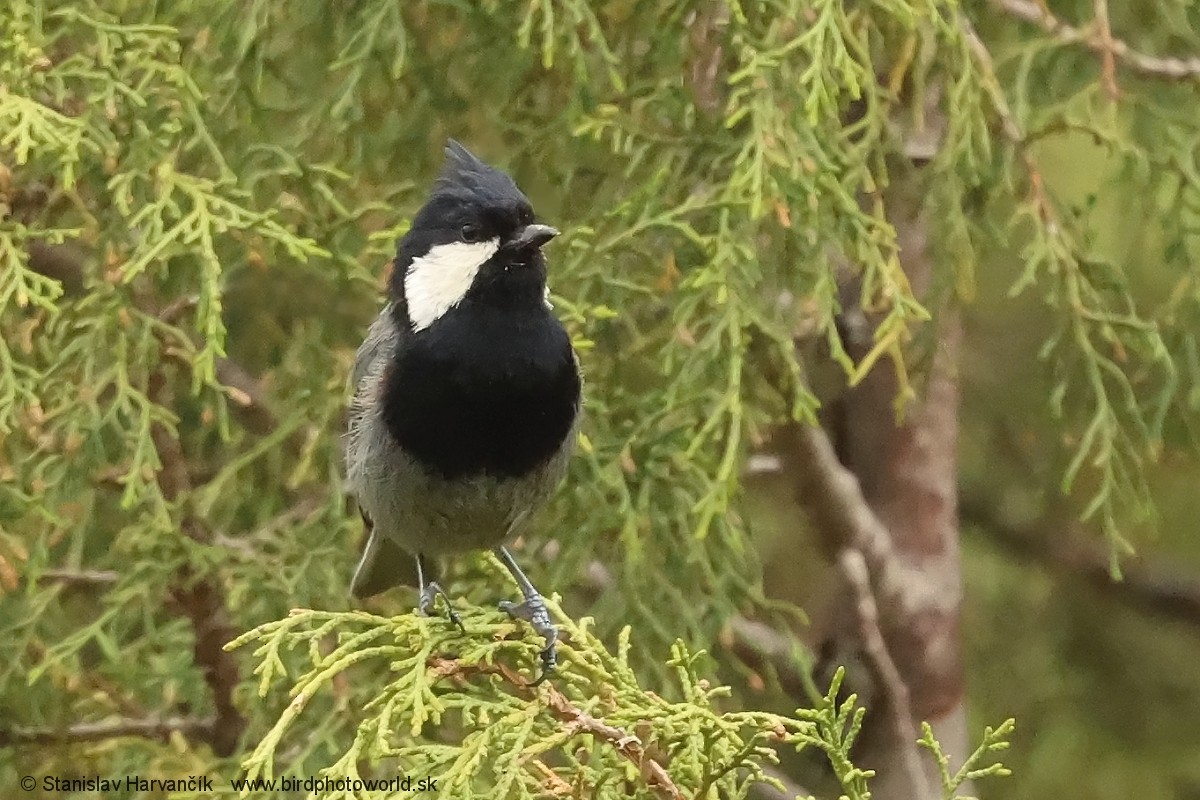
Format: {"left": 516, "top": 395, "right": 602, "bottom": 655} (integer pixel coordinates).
{"left": 344, "top": 139, "right": 581, "bottom": 678}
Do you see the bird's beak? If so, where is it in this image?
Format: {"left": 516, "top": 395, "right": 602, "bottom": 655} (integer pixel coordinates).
{"left": 508, "top": 224, "right": 559, "bottom": 251}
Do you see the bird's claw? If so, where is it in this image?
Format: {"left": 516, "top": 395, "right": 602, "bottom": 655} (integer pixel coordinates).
{"left": 499, "top": 594, "right": 557, "bottom": 682}
{"left": 419, "top": 581, "right": 465, "bottom": 632}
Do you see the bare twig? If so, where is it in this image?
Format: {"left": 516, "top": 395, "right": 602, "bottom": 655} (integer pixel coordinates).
{"left": 581, "top": 558, "right": 813, "bottom": 701}
{"left": 721, "top": 615, "right": 813, "bottom": 701}
{"left": 838, "top": 549, "right": 929, "bottom": 800}
{"left": 962, "top": 499, "right": 1200, "bottom": 627}
{"left": 0, "top": 716, "right": 214, "bottom": 747}
{"left": 1091, "top": 0, "right": 1119, "bottom": 99}
{"left": 752, "top": 429, "right": 1200, "bottom": 632}
{"left": 685, "top": 2, "right": 730, "bottom": 118}
{"left": 36, "top": 568, "right": 119, "bottom": 585}
{"left": 429, "top": 658, "right": 685, "bottom": 800}
{"left": 785, "top": 423, "right": 902, "bottom": 596}
{"left": 215, "top": 358, "right": 279, "bottom": 434}
{"left": 530, "top": 758, "right": 575, "bottom": 797}
{"left": 992, "top": 0, "right": 1200, "bottom": 80}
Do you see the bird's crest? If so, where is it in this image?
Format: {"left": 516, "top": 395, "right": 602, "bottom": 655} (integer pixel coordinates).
{"left": 435, "top": 139, "right": 522, "bottom": 202}
{"left": 442, "top": 139, "right": 488, "bottom": 177}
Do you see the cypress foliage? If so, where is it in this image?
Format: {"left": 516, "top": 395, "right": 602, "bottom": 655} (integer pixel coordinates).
{"left": 4, "top": 0, "right": 1196, "bottom": 796}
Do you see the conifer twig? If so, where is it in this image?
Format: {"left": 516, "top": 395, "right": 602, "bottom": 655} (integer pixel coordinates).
{"left": 530, "top": 758, "right": 574, "bottom": 796}
{"left": 22, "top": 243, "right": 280, "bottom": 435}
{"left": 747, "top": 766, "right": 813, "bottom": 800}
{"left": 429, "top": 658, "right": 686, "bottom": 800}
{"left": 959, "top": 17, "right": 1051, "bottom": 220}
{"left": 838, "top": 548, "right": 929, "bottom": 800}
{"left": 991, "top": 0, "right": 1200, "bottom": 80}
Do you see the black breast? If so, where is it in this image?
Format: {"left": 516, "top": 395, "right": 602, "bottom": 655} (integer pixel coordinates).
{"left": 382, "top": 304, "right": 581, "bottom": 481}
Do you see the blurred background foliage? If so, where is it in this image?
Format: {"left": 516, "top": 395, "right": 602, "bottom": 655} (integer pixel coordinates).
{"left": 1, "top": 0, "right": 1199, "bottom": 798}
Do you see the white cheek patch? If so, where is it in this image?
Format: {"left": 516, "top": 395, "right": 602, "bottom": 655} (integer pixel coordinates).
{"left": 543, "top": 285, "right": 553, "bottom": 310}
{"left": 404, "top": 238, "right": 500, "bottom": 331}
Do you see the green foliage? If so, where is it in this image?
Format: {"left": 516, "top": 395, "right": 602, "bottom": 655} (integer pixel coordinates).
{"left": 965, "top": 6, "right": 1200, "bottom": 560}
{"left": 2, "top": 0, "right": 1198, "bottom": 796}
{"left": 225, "top": 561, "right": 1010, "bottom": 799}
{"left": 919, "top": 717, "right": 1014, "bottom": 800}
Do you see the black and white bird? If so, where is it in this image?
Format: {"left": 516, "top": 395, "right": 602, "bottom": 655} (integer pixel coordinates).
{"left": 344, "top": 140, "right": 581, "bottom": 676}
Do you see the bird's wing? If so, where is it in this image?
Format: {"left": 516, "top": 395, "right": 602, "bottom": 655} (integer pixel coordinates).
{"left": 345, "top": 304, "right": 421, "bottom": 597}
{"left": 346, "top": 303, "right": 402, "bottom": 448}
{"left": 351, "top": 302, "right": 401, "bottom": 391}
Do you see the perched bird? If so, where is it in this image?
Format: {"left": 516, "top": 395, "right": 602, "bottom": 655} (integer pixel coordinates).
{"left": 344, "top": 140, "right": 581, "bottom": 677}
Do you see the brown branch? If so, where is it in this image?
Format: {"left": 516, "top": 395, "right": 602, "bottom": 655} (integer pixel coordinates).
{"left": 784, "top": 423, "right": 902, "bottom": 598}
{"left": 148, "top": 374, "right": 246, "bottom": 758}
{"left": 25, "top": 241, "right": 87, "bottom": 296}
{"left": 720, "top": 615, "right": 812, "bottom": 701}
{"left": 685, "top": 2, "right": 730, "bottom": 118}
{"left": 837, "top": 548, "right": 928, "bottom": 800}
{"left": 962, "top": 499, "right": 1200, "bottom": 627}
{"left": 215, "top": 358, "right": 278, "bottom": 434}
{"left": 429, "top": 658, "right": 685, "bottom": 800}
{"left": 744, "top": 326, "right": 902, "bottom": 587}
{"left": 992, "top": 0, "right": 1200, "bottom": 80}
{"left": 0, "top": 716, "right": 214, "bottom": 747}
{"left": 530, "top": 758, "right": 575, "bottom": 797}
{"left": 582, "top": 558, "right": 813, "bottom": 702}
{"left": 770, "top": 158, "right": 969, "bottom": 799}
{"left": 1090, "top": 0, "right": 1119, "bottom": 99}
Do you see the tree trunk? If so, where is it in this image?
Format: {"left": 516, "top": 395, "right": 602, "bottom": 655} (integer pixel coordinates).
{"left": 820, "top": 174, "right": 973, "bottom": 800}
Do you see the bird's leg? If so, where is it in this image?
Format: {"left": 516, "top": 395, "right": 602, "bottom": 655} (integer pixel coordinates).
{"left": 495, "top": 546, "right": 557, "bottom": 682}
{"left": 415, "top": 553, "right": 464, "bottom": 632}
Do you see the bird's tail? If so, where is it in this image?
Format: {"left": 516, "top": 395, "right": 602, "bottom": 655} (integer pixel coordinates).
{"left": 350, "top": 519, "right": 420, "bottom": 598}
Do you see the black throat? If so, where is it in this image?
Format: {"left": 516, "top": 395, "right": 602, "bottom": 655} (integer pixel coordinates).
{"left": 381, "top": 296, "right": 580, "bottom": 481}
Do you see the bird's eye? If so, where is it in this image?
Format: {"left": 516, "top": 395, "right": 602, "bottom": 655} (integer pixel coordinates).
{"left": 460, "top": 223, "right": 482, "bottom": 243}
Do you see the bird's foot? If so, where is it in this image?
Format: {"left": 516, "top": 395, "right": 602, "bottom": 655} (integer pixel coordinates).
{"left": 499, "top": 593, "right": 557, "bottom": 683}
{"left": 419, "top": 581, "right": 465, "bottom": 632}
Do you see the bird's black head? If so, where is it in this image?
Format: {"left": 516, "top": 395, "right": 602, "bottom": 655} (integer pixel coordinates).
{"left": 390, "top": 140, "right": 559, "bottom": 332}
